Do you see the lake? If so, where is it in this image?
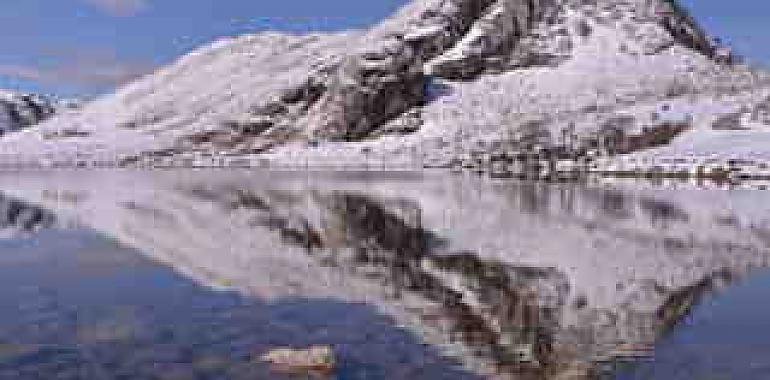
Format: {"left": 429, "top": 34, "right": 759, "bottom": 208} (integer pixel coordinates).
{"left": 0, "top": 170, "right": 769, "bottom": 379}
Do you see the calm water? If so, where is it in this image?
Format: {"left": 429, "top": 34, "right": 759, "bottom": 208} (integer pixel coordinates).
{"left": 615, "top": 270, "right": 770, "bottom": 380}
{"left": 0, "top": 229, "right": 472, "bottom": 379}
{"left": 0, "top": 170, "right": 769, "bottom": 379}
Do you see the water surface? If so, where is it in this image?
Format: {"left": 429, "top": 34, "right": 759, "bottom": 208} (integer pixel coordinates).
{"left": 0, "top": 170, "right": 769, "bottom": 378}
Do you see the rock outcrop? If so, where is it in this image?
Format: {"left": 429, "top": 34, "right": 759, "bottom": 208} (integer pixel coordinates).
{"left": 245, "top": 0, "right": 565, "bottom": 142}
{"left": 258, "top": 345, "right": 336, "bottom": 373}
{"left": 252, "top": 0, "right": 721, "bottom": 142}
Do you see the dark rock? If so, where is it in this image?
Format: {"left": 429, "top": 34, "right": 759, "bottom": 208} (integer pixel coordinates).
{"left": 712, "top": 110, "right": 750, "bottom": 131}
{"left": 0, "top": 92, "right": 58, "bottom": 134}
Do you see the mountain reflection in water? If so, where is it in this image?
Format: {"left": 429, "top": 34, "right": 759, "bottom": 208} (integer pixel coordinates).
{"left": 0, "top": 170, "right": 769, "bottom": 379}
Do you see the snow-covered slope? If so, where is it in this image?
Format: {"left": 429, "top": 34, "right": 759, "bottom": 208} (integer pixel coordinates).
{"left": 1, "top": 0, "right": 767, "bottom": 165}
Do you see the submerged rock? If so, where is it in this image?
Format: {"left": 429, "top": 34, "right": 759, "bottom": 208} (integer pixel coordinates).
{"left": 258, "top": 345, "right": 336, "bottom": 373}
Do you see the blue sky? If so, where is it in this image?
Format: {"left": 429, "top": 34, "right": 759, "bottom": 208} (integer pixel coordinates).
{"left": 0, "top": 0, "right": 767, "bottom": 96}
{"left": 679, "top": 0, "right": 770, "bottom": 65}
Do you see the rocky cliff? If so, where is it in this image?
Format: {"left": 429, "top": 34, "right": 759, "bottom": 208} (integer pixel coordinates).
{"left": 0, "top": 0, "right": 767, "bottom": 165}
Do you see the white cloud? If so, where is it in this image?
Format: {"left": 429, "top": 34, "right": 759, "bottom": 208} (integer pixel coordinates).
{"left": 0, "top": 48, "right": 156, "bottom": 89}
{"left": 82, "top": 0, "right": 148, "bottom": 17}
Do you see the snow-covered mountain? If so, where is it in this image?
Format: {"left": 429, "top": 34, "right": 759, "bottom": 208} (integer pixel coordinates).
{"left": 0, "top": 91, "right": 59, "bottom": 135}
{"left": 1, "top": 0, "right": 769, "bottom": 165}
